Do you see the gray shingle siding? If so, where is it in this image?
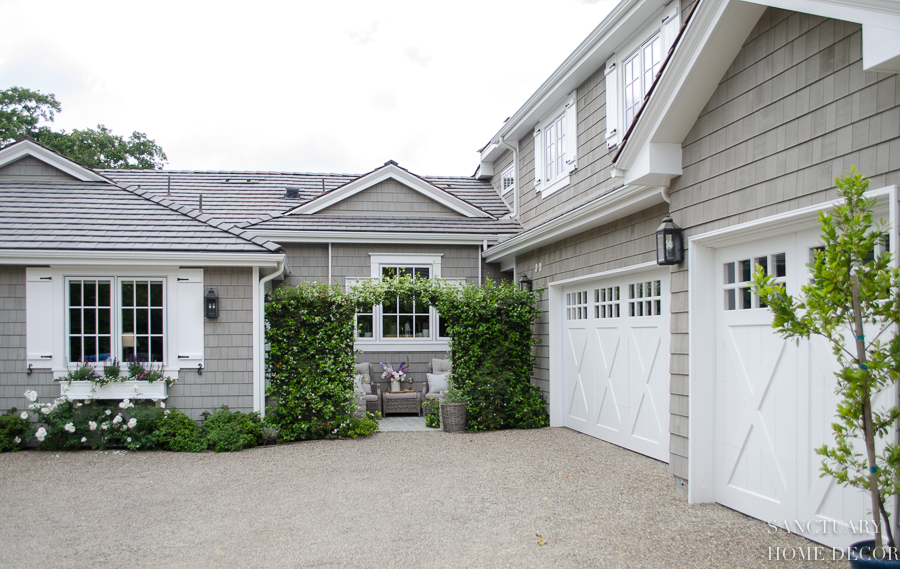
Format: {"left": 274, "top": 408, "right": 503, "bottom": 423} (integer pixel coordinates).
{"left": 172, "top": 267, "right": 254, "bottom": 420}
{"left": 318, "top": 179, "right": 464, "bottom": 217}
{"left": 0, "top": 156, "right": 79, "bottom": 181}
{"left": 667, "top": 9, "right": 900, "bottom": 479}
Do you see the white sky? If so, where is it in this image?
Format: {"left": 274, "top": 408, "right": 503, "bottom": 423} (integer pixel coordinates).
{"left": 0, "top": 0, "right": 617, "bottom": 176}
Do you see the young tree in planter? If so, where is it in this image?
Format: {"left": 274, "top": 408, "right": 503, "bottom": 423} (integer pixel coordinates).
{"left": 754, "top": 168, "right": 899, "bottom": 558}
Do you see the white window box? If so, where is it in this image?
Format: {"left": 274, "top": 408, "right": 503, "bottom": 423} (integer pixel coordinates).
{"left": 60, "top": 380, "right": 168, "bottom": 401}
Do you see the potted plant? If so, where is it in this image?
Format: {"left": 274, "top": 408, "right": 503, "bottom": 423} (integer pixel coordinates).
{"left": 754, "top": 169, "right": 899, "bottom": 565}
{"left": 440, "top": 380, "right": 467, "bottom": 433}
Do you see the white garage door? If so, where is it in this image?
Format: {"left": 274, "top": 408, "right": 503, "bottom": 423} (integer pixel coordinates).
{"left": 562, "top": 269, "right": 670, "bottom": 462}
{"left": 713, "top": 230, "right": 876, "bottom": 549}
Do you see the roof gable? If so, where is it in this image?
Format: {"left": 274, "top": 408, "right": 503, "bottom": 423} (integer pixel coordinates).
{"left": 286, "top": 161, "right": 494, "bottom": 219}
{"left": 316, "top": 178, "right": 465, "bottom": 218}
{"left": 0, "top": 138, "right": 110, "bottom": 183}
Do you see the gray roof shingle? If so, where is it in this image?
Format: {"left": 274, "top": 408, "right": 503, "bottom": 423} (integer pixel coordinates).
{"left": 0, "top": 180, "right": 283, "bottom": 254}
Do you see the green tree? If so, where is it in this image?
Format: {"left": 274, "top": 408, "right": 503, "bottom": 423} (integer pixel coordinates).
{"left": 0, "top": 86, "right": 166, "bottom": 169}
{"left": 754, "top": 168, "right": 899, "bottom": 558}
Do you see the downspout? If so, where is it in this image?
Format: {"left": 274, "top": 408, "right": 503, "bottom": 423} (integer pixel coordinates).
{"left": 497, "top": 136, "right": 519, "bottom": 220}
{"left": 254, "top": 259, "right": 285, "bottom": 416}
{"left": 328, "top": 242, "right": 333, "bottom": 284}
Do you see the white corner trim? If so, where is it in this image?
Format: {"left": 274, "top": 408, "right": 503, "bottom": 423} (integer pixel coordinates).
{"left": 483, "top": 184, "right": 667, "bottom": 264}
{"left": 0, "top": 139, "right": 110, "bottom": 183}
{"left": 284, "top": 164, "right": 493, "bottom": 219}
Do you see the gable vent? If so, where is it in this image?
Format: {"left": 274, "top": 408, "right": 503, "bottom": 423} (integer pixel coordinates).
{"left": 284, "top": 186, "right": 300, "bottom": 199}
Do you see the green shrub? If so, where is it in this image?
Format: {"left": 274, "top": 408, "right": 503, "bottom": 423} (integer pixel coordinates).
{"left": 123, "top": 405, "right": 165, "bottom": 451}
{"left": 422, "top": 399, "right": 440, "bottom": 428}
{"left": 265, "top": 284, "right": 357, "bottom": 441}
{"left": 154, "top": 409, "right": 205, "bottom": 452}
{"left": 202, "top": 406, "right": 262, "bottom": 452}
{"left": 0, "top": 408, "right": 33, "bottom": 452}
{"left": 337, "top": 413, "right": 380, "bottom": 438}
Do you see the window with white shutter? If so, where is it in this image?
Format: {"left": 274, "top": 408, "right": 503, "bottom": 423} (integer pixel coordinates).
{"left": 25, "top": 268, "right": 55, "bottom": 369}
{"left": 533, "top": 90, "right": 578, "bottom": 198}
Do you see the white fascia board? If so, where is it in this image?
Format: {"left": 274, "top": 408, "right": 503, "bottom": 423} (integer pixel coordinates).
{"left": 0, "top": 250, "right": 285, "bottom": 267}
{"left": 615, "top": 0, "right": 767, "bottom": 171}
{"left": 742, "top": 0, "right": 900, "bottom": 72}
{"left": 0, "top": 139, "right": 110, "bottom": 183}
{"left": 482, "top": 0, "right": 669, "bottom": 147}
{"left": 251, "top": 230, "right": 502, "bottom": 246}
{"left": 483, "top": 185, "right": 667, "bottom": 264}
{"left": 479, "top": 143, "right": 505, "bottom": 163}
{"left": 285, "top": 164, "right": 493, "bottom": 219}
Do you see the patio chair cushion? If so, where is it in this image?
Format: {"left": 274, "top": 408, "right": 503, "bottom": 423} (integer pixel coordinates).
{"left": 424, "top": 391, "right": 443, "bottom": 400}
{"left": 361, "top": 383, "right": 372, "bottom": 395}
{"left": 426, "top": 372, "right": 450, "bottom": 393}
{"left": 383, "top": 390, "right": 418, "bottom": 399}
{"left": 365, "top": 393, "right": 378, "bottom": 402}
{"left": 355, "top": 362, "right": 371, "bottom": 382}
{"left": 431, "top": 358, "right": 451, "bottom": 374}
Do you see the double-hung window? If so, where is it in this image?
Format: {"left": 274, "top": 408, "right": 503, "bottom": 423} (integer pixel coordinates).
{"left": 349, "top": 254, "right": 450, "bottom": 349}
{"left": 533, "top": 91, "right": 577, "bottom": 198}
{"left": 623, "top": 34, "right": 664, "bottom": 132}
{"left": 67, "top": 277, "right": 166, "bottom": 364}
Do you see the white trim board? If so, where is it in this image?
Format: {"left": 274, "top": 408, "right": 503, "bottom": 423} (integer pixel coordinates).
{"left": 687, "top": 184, "right": 898, "bottom": 505}
{"left": 548, "top": 261, "right": 659, "bottom": 287}
{"left": 0, "top": 250, "right": 285, "bottom": 268}
{"left": 250, "top": 230, "right": 503, "bottom": 246}
{"left": 284, "top": 163, "right": 493, "bottom": 219}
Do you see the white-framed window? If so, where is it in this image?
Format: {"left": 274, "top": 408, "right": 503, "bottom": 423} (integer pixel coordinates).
{"left": 501, "top": 164, "right": 515, "bottom": 195}
{"left": 25, "top": 267, "right": 204, "bottom": 376}
{"left": 66, "top": 277, "right": 167, "bottom": 364}
{"left": 533, "top": 91, "right": 577, "bottom": 198}
{"left": 722, "top": 253, "right": 786, "bottom": 311}
{"left": 605, "top": 2, "right": 680, "bottom": 148}
{"left": 348, "top": 254, "right": 451, "bottom": 350}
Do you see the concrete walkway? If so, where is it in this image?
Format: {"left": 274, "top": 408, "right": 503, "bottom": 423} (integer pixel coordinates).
{"left": 0, "top": 428, "right": 843, "bottom": 568}
{"left": 378, "top": 415, "right": 437, "bottom": 431}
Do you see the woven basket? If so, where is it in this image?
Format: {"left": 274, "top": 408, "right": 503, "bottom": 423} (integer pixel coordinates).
{"left": 440, "top": 402, "right": 467, "bottom": 433}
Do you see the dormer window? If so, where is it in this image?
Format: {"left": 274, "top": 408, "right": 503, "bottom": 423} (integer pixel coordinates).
{"left": 623, "top": 34, "right": 664, "bottom": 131}
{"left": 533, "top": 91, "right": 577, "bottom": 198}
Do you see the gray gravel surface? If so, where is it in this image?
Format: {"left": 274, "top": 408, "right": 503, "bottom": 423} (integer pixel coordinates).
{"left": 0, "top": 428, "right": 846, "bottom": 568}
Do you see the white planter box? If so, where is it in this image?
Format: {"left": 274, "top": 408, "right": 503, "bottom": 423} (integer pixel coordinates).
{"left": 60, "top": 381, "right": 168, "bottom": 400}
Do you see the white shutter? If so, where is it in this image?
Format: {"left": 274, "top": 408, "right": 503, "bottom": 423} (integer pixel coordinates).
{"left": 174, "top": 269, "right": 204, "bottom": 369}
{"left": 533, "top": 125, "right": 543, "bottom": 191}
{"left": 25, "top": 268, "right": 54, "bottom": 369}
{"left": 565, "top": 91, "right": 578, "bottom": 173}
{"left": 605, "top": 55, "right": 620, "bottom": 149}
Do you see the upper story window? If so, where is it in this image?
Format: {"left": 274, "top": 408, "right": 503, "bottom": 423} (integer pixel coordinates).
{"left": 501, "top": 165, "right": 515, "bottom": 195}
{"left": 623, "top": 34, "right": 663, "bottom": 131}
{"left": 533, "top": 91, "right": 577, "bottom": 198}
{"left": 605, "top": 3, "right": 680, "bottom": 148}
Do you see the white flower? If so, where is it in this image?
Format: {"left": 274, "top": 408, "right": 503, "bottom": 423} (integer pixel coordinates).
{"left": 133, "top": 385, "right": 139, "bottom": 391}
{"left": 35, "top": 427, "right": 46, "bottom": 442}
{"left": 63, "top": 422, "right": 75, "bottom": 433}
{"left": 88, "top": 421, "right": 97, "bottom": 431}
{"left": 28, "top": 403, "right": 39, "bottom": 410}
{"left": 127, "top": 418, "right": 137, "bottom": 429}
{"left": 13, "top": 437, "right": 21, "bottom": 444}
{"left": 112, "top": 414, "right": 122, "bottom": 425}
{"left": 158, "top": 401, "right": 166, "bottom": 409}
{"left": 105, "top": 409, "right": 111, "bottom": 416}
{"left": 19, "top": 411, "right": 28, "bottom": 420}
{"left": 24, "top": 390, "right": 37, "bottom": 402}
{"left": 75, "top": 402, "right": 82, "bottom": 408}
{"left": 63, "top": 385, "right": 70, "bottom": 392}
{"left": 126, "top": 437, "right": 132, "bottom": 443}
{"left": 40, "top": 407, "right": 50, "bottom": 415}
{"left": 119, "top": 399, "right": 133, "bottom": 409}
{"left": 80, "top": 437, "right": 87, "bottom": 443}
{"left": 101, "top": 422, "right": 109, "bottom": 430}
{"left": 164, "top": 410, "right": 170, "bottom": 416}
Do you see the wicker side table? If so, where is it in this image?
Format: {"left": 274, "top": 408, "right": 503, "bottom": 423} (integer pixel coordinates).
{"left": 382, "top": 389, "right": 422, "bottom": 416}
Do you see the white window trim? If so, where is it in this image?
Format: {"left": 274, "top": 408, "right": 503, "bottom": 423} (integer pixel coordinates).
{"left": 25, "top": 265, "right": 205, "bottom": 388}
{"left": 501, "top": 164, "right": 516, "bottom": 195}
{"left": 605, "top": 1, "right": 680, "bottom": 149}
{"left": 533, "top": 90, "right": 577, "bottom": 199}
{"left": 350, "top": 254, "right": 450, "bottom": 352}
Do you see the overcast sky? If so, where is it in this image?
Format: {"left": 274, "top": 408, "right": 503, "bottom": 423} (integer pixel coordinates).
{"left": 1, "top": 0, "right": 616, "bottom": 176}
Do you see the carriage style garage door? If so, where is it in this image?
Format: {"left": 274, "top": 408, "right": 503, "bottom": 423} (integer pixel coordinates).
{"left": 712, "top": 229, "right": 875, "bottom": 549}
{"left": 562, "top": 269, "right": 670, "bottom": 462}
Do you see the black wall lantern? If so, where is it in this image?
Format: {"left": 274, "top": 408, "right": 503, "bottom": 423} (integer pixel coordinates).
{"left": 519, "top": 272, "right": 533, "bottom": 292}
{"left": 655, "top": 215, "right": 684, "bottom": 265}
{"left": 204, "top": 288, "right": 219, "bottom": 318}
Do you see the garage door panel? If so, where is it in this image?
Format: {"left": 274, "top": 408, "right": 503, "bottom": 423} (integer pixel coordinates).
{"left": 564, "top": 327, "right": 590, "bottom": 426}
{"left": 562, "top": 270, "right": 670, "bottom": 462}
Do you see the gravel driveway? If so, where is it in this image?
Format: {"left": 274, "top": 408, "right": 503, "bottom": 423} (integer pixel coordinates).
{"left": 0, "top": 428, "right": 844, "bottom": 568}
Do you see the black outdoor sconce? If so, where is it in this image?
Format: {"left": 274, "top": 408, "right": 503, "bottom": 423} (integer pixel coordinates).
{"left": 519, "top": 272, "right": 533, "bottom": 292}
{"left": 655, "top": 215, "right": 685, "bottom": 265}
{"left": 204, "top": 288, "right": 219, "bottom": 318}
